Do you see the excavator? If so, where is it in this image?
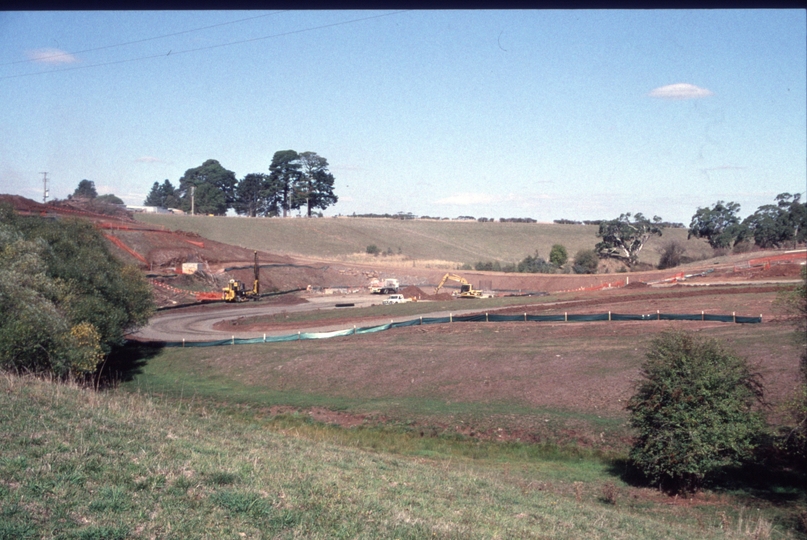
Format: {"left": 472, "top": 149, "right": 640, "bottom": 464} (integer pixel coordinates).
{"left": 222, "top": 251, "right": 261, "bottom": 302}
{"left": 434, "top": 273, "right": 486, "bottom": 299}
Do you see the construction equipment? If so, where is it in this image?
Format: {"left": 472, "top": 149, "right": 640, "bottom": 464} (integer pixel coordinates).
{"left": 434, "top": 273, "right": 485, "bottom": 299}
{"left": 370, "top": 278, "right": 399, "bottom": 294}
{"left": 222, "top": 251, "right": 260, "bottom": 302}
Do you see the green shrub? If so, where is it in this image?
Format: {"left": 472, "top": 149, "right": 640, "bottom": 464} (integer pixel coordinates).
{"left": 365, "top": 244, "right": 379, "bottom": 255}
{"left": 776, "top": 267, "right": 807, "bottom": 462}
{"left": 0, "top": 205, "right": 153, "bottom": 377}
{"left": 572, "top": 249, "right": 598, "bottom": 274}
{"left": 516, "top": 253, "right": 554, "bottom": 273}
{"left": 474, "top": 260, "right": 501, "bottom": 272}
{"left": 549, "top": 244, "right": 568, "bottom": 266}
{"left": 627, "top": 331, "right": 765, "bottom": 493}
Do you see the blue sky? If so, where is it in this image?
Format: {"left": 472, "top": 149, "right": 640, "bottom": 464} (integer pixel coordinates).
{"left": 1, "top": 10, "right": 804, "bottom": 223}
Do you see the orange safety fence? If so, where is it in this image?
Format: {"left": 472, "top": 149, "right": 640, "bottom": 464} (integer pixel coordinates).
{"left": 648, "top": 272, "right": 686, "bottom": 284}
{"left": 103, "top": 234, "right": 148, "bottom": 264}
{"left": 150, "top": 280, "right": 221, "bottom": 301}
{"left": 557, "top": 270, "right": 689, "bottom": 293}
{"left": 747, "top": 251, "right": 807, "bottom": 267}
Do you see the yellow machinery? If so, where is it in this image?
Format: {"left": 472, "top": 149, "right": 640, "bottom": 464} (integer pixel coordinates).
{"left": 222, "top": 251, "right": 261, "bottom": 302}
{"left": 434, "top": 273, "right": 484, "bottom": 299}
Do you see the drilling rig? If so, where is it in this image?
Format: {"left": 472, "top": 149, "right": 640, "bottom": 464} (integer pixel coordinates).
{"left": 222, "top": 251, "right": 261, "bottom": 302}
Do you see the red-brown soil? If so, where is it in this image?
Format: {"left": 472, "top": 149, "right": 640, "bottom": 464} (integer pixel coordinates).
{"left": 199, "top": 312, "right": 801, "bottom": 449}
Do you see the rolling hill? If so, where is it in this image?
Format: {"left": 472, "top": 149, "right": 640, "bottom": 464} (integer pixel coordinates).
{"left": 135, "top": 214, "right": 713, "bottom": 267}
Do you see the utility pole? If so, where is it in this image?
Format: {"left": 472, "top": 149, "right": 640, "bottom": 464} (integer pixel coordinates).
{"left": 40, "top": 172, "right": 49, "bottom": 203}
{"left": 191, "top": 185, "right": 195, "bottom": 216}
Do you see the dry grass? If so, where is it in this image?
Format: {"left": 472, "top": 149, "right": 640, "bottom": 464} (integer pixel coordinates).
{"left": 135, "top": 214, "right": 714, "bottom": 267}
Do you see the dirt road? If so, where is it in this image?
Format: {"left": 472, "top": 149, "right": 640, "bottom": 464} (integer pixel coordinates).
{"left": 131, "top": 293, "right": 498, "bottom": 342}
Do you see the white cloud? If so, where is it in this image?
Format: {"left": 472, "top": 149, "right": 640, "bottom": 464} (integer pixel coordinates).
{"left": 26, "top": 48, "right": 78, "bottom": 65}
{"left": 135, "top": 156, "right": 166, "bottom": 164}
{"left": 649, "top": 83, "right": 713, "bottom": 100}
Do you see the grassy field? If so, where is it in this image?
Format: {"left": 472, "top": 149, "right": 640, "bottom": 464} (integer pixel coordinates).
{"left": 135, "top": 214, "right": 714, "bottom": 267}
{"left": 4, "top": 214, "right": 802, "bottom": 537}
{"left": 3, "top": 290, "right": 805, "bottom": 537}
{"left": 3, "top": 374, "right": 804, "bottom": 539}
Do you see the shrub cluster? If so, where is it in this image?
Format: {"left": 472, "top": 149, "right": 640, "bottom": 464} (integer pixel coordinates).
{"left": 0, "top": 205, "right": 153, "bottom": 377}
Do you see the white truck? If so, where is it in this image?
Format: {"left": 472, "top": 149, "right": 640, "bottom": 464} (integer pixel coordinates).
{"left": 370, "top": 278, "right": 400, "bottom": 294}
{"left": 382, "top": 294, "right": 408, "bottom": 305}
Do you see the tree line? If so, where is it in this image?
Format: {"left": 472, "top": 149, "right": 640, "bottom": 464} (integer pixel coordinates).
{"left": 144, "top": 150, "right": 337, "bottom": 217}
{"left": 688, "top": 193, "right": 806, "bottom": 250}
{"left": 463, "top": 192, "right": 806, "bottom": 276}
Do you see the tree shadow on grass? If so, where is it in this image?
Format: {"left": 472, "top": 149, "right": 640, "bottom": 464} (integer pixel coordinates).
{"left": 97, "top": 340, "right": 165, "bottom": 387}
{"left": 606, "top": 456, "right": 806, "bottom": 504}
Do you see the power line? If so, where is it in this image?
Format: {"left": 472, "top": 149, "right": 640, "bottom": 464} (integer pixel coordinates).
{"left": 0, "top": 11, "right": 288, "bottom": 67}
{"left": 1, "top": 11, "right": 409, "bottom": 81}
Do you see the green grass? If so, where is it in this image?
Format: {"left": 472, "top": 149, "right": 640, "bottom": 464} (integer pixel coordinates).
{"left": 2, "top": 374, "right": 803, "bottom": 539}
{"left": 135, "top": 214, "right": 714, "bottom": 266}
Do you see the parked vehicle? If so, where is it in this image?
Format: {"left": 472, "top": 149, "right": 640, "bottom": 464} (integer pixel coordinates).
{"left": 370, "top": 278, "right": 400, "bottom": 294}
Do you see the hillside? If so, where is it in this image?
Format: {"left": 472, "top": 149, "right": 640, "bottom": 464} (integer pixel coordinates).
{"left": 3, "top": 374, "right": 795, "bottom": 539}
{"left": 134, "top": 214, "right": 714, "bottom": 267}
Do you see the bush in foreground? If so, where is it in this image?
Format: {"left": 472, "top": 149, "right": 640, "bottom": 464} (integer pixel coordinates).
{"left": 776, "top": 267, "right": 807, "bottom": 462}
{"left": 627, "top": 331, "right": 765, "bottom": 493}
{"left": 0, "top": 205, "right": 153, "bottom": 377}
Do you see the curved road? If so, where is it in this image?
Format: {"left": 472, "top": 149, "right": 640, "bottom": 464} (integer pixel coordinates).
{"left": 131, "top": 294, "right": 489, "bottom": 342}
{"left": 131, "top": 278, "right": 801, "bottom": 343}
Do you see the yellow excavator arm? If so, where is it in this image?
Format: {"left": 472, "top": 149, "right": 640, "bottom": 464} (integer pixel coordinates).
{"left": 434, "top": 273, "right": 470, "bottom": 294}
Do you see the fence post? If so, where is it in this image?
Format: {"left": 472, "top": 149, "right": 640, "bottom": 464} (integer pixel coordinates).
{"left": 232, "top": 335, "right": 235, "bottom": 345}
{"left": 298, "top": 331, "right": 301, "bottom": 340}
{"left": 564, "top": 312, "right": 567, "bottom": 322}
{"left": 608, "top": 311, "right": 611, "bottom": 321}
{"left": 420, "top": 316, "right": 422, "bottom": 325}
{"left": 353, "top": 325, "right": 356, "bottom": 335}
{"left": 733, "top": 311, "right": 736, "bottom": 323}
{"left": 450, "top": 313, "right": 452, "bottom": 323}
{"left": 264, "top": 333, "right": 266, "bottom": 342}
{"left": 657, "top": 310, "right": 660, "bottom": 321}
{"left": 701, "top": 311, "right": 704, "bottom": 321}
{"left": 524, "top": 312, "right": 527, "bottom": 322}
{"left": 486, "top": 312, "right": 488, "bottom": 322}
{"left": 182, "top": 338, "right": 185, "bottom": 348}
